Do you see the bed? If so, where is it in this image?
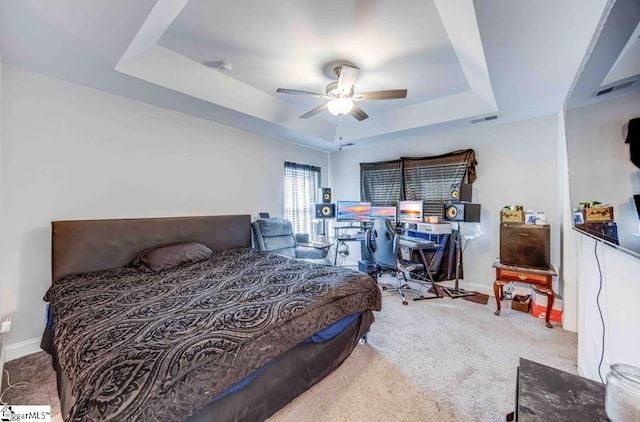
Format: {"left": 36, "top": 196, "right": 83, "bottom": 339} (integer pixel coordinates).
{"left": 41, "top": 215, "right": 381, "bottom": 421}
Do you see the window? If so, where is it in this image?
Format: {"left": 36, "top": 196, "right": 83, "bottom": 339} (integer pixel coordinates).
{"left": 284, "top": 161, "right": 321, "bottom": 235}
{"left": 360, "top": 160, "right": 402, "bottom": 206}
{"left": 403, "top": 153, "right": 472, "bottom": 216}
{"left": 360, "top": 150, "right": 477, "bottom": 217}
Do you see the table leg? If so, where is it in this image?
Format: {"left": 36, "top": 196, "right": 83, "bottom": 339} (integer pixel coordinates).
{"left": 494, "top": 281, "right": 502, "bottom": 316}
{"left": 545, "top": 291, "right": 554, "bottom": 329}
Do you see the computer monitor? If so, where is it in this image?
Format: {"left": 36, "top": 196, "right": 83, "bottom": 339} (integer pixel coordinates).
{"left": 370, "top": 206, "right": 397, "bottom": 222}
{"left": 398, "top": 200, "right": 423, "bottom": 223}
{"left": 336, "top": 201, "right": 372, "bottom": 223}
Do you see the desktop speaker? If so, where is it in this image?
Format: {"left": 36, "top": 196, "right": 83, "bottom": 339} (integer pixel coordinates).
{"left": 315, "top": 203, "right": 335, "bottom": 219}
{"left": 443, "top": 202, "right": 481, "bottom": 222}
{"left": 450, "top": 183, "right": 472, "bottom": 202}
{"left": 320, "top": 188, "right": 332, "bottom": 203}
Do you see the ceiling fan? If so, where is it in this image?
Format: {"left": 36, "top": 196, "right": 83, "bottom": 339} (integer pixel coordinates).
{"left": 276, "top": 64, "right": 407, "bottom": 121}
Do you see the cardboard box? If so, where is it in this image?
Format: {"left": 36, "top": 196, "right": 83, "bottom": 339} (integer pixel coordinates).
{"left": 511, "top": 294, "right": 531, "bottom": 313}
{"left": 530, "top": 287, "right": 563, "bottom": 323}
{"left": 582, "top": 206, "right": 614, "bottom": 223}
{"left": 532, "top": 303, "right": 562, "bottom": 322}
{"left": 501, "top": 210, "right": 524, "bottom": 223}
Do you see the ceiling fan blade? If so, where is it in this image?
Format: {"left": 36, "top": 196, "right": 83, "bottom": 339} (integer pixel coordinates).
{"left": 276, "top": 88, "right": 327, "bottom": 98}
{"left": 300, "top": 103, "right": 328, "bottom": 119}
{"left": 350, "top": 105, "right": 369, "bottom": 121}
{"left": 355, "top": 89, "right": 408, "bottom": 101}
{"left": 337, "top": 65, "right": 359, "bottom": 93}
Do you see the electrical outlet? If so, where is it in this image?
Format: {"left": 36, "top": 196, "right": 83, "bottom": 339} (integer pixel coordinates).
{"left": 0, "top": 318, "right": 11, "bottom": 333}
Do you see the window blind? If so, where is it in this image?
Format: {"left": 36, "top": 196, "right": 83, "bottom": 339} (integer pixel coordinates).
{"left": 403, "top": 160, "right": 467, "bottom": 216}
{"left": 360, "top": 160, "right": 402, "bottom": 206}
{"left": 284, "top": 161, "right": 321, "bottom": 235}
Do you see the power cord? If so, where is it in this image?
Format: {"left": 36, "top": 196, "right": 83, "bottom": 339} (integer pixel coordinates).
{"left": 0, "top": 368, "right": 30, "bottom": 405}
{"left": 594, "top": 240, "right": 606, "bottom": 384}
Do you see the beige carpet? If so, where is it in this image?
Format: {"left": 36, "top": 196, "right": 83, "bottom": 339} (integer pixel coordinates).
{"left": 269, "top": 344, "right": 457, "bottom": 421}
{"left": 1, "top": 275, "right": 578, "bottom": 421}
{"left": 1, "top": 349, "right": 62, "bottom": 422}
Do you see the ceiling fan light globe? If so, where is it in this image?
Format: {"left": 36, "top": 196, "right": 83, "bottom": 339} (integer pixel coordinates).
{"left": 327, "top": 98, "right": 354, "bottom": 116}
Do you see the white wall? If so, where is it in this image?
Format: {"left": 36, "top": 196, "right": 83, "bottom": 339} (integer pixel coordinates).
{"left": 576, "top": 233, "right": 640, "bottom": 382}
{"left": 0, "top": 65, "right": 328, "bottom": 354}
{"left": 329, "top": 115, "right": 562, "bottom": 300}
{"left": 0, "top": 55, "right": 3, "bottom": 291}
{"left": 559, "top": 110, "right": 578, "bottom": 332}
{"left": 0, "top": 53, "right": 6, "bottom": 386}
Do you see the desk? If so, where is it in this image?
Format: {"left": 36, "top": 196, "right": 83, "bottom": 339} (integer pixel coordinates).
{"left": 333, "top": 226, "right": 369, "bottom": 266}
{"left": 513, "top": 358, "right": 606, "bottom": 421}
{"left": 492, "top": 260, "right": 556, "bottom": 328}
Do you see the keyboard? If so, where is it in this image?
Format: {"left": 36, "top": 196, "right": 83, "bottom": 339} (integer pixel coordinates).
{"left": 399, "top": 235, "right": 435, "bottom": 248}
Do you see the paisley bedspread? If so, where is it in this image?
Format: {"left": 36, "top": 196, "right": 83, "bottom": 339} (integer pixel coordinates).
{"left": 44, "top": 247, "right": 381, "bottom": 421}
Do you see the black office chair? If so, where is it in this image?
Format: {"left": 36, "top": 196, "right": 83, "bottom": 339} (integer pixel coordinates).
{"left": 366, "top": 218, "right": 423, "bottom": 305}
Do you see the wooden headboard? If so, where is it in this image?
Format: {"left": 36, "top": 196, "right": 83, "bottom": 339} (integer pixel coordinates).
{"left": 51, "top": 214, "right": 252, "bottom": 282}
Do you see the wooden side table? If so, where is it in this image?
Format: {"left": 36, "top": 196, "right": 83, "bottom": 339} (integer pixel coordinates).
{"left": 492, "top": 259, "right": 557, "bottom": 328}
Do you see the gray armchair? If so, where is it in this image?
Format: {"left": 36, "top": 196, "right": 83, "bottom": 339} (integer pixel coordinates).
{"left": 251, "top": 218, "right": 332, "bottom": 266}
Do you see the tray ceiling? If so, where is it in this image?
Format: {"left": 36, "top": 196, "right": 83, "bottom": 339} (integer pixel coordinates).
{"left": 1, "top": 0, "right": 623, "bottom": 151}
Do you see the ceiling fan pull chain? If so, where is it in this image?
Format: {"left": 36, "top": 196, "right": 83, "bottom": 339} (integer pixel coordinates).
{"left": 338, "top": 114, "right": 343, "bottom": 141}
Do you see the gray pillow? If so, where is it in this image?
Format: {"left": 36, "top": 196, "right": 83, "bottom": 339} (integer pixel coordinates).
{"left": 132, "top": 241, "right": 213, "bottom": 273}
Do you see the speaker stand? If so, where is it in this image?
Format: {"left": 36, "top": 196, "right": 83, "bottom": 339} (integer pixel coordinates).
{"left": 317, "top": 218, "right": 331, "bottom": 242}
{"left": 443, "top": 223, "right": 476, "bottom": 299}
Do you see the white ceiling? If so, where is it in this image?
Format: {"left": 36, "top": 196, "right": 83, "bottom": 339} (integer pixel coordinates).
{"left": 1, "top": 0, "right": 633, "bottom": 152}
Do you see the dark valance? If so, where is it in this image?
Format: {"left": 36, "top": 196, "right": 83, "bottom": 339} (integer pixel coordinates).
{"left": 402, "top": 149, "right": 477, "bottom": 183}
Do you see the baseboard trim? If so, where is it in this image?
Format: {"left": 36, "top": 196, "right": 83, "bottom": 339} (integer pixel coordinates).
{"left": 5, "top": 337, "right": 42, "bottom": 361}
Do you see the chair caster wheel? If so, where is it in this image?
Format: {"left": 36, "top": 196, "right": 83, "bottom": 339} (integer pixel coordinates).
{"left": 402, "top": 301, "right": 408, "bottom": 305}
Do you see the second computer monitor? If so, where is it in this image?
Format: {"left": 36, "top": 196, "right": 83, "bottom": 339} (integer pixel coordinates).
{"left": 370, "top": 206, "right": 397, "bottom": 222}
{"left": 336, "top": 201, "right": 372, "bottom": 223}
{"left": 398, "top": 200, "right": 423, "bottom": 223}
